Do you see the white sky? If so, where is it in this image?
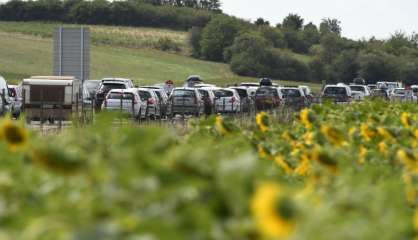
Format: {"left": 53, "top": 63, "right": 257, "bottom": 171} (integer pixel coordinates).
{"left": 0, "top": 0, "right": 416, "bottom": 39}
{"left": 221, "top": 0, "right": 418, "bottom": 40}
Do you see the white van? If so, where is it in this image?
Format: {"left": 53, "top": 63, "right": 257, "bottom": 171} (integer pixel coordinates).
{"left": 0, "top": 75, "right": 11, "bottom": 115}
{"left": 22, "top": 76, "right": 82, "bottom": 122}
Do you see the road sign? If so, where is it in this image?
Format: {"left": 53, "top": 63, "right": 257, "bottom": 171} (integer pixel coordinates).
{"left": 53, "top": 27, "right": 90, "bottom": 81}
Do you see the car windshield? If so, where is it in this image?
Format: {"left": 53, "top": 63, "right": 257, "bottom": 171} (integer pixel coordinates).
{"left": 256, "top": 87, "right": 278, "bottom": 97}
{"left": 372, "top": 90, "right": 386, "bottom": 96}
{"left": 173, "top": 90, "right": 196, "bottom": 97}
{"left": 233, "top": 89, "right": 248, "bottom": 98}
{"left": 99, "top": 83, "right": 126, "bottom": 92}
{"left": 214, "top": 90, "right": 234, "bottom": 98}
{"left": 108, "top": 92, "right": 134, "bottom": 100}
{"left": 281, "top": 89, "right": 301, "bottom": 97}
{"left": 198, "top": 90, "right": 209, "bottom": 97}
{"left": 394, "top": 89, "right": 405, "bottom": 95}
{"left": 324, "top": 87, "right": 347, "bottom": 95}
{"left": 84, "top": 81, "right": 100, "bottom": 92}
{"left": 138, "top": 91, "right": 152, "bottom": 101}
{"left": 350, "top": 86, "right": 365, "bottom": 92}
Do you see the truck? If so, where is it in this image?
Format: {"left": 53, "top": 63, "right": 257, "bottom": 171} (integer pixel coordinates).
{"left": 22, "top": 76, "right": 83, "bottom": 122}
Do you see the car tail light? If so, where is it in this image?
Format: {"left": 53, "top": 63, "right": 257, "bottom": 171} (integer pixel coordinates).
{"left": 229, "top": 96, "right": 236, "bottom": 103}
{"left": 147, "top": 98, "right": 155, "bottom": 104}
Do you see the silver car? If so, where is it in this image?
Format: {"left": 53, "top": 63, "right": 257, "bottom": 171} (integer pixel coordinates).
{"left": 170, "top": 87, "right": 204, "bottom": 116}
{"left": 101, "top": 88, "right": 146, "bottom": 119}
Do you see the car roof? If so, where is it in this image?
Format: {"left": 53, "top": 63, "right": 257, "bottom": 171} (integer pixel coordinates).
{"left": 109, "top": 88, "right": 136, "bottom": 93}
{"left": 173, "top": 87, "right": 198, "bottom": 90}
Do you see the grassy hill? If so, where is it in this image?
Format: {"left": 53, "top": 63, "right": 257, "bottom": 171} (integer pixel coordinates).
{"left": 0, "top": 21, "right": 321, "bottom": 90}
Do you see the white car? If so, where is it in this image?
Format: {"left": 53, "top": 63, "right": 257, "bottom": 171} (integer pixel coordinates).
{"left": 321, "top": 84, "right": 352, "bottom": 103}
{"left": 390, "top": 88, "right": 417, "bottom": 102}
{"left": 349, "top": 85, "right": 371, "bottom": 97}
{"left": 214, "top": 88, "right": 241, "bottom": 113}
{"left": 102, "top": 88, "right": 146, "bottom": 119}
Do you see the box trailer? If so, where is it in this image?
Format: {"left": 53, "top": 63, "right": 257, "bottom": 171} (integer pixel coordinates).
{"left": 22, "top": 76, "right": 82, "bottom": 122}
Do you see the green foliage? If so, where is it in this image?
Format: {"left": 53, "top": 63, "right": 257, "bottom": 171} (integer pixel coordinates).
{"left": 319, "top": 18, "right": 342, "bottom": 36}
{"left": 0, "top": 0, "right": 216, "bottom": 30}
{"left": 282, "top": 13, "right": 304, "bottom": 31}
{"left": 331, "top": 50, "right": 360, "bottom": 83}
{"left": 188, "top": 26, "right": 203, "bottom": 57}
{"left": 258, "top": 26, "right": 287, "bottom": 48}
{"left": 200, "top": 15, "right": 244, "bottom": 61}
{"left": 358, "top": 50, "right": 400, "bottom": 83}
{"left": 0, "top": 102, "right": 417, "bottom": 239}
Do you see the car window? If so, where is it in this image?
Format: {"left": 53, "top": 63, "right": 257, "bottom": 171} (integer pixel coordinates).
{"left": 138, "top": 91, "right": 152, "bottom": 101}
{"left": 99, "top": 83, "right": 126, "bottom": 92}
{"left": 324, "top": 87, "right": 347, "bottom": 95}
{"left": 198, "top": 90, "right": 209, "bottom": 97}
{"left": 350, "top": 86, "right": 365, "bottom": 92}
{"left": 233, "top": 89, "right": 248, "bottom": 98}
{"left": 394, "top": 89, "right": 405, "bottom": 94}
{"left": 214, "top": 90, "right": 234, "bottom": 98}
{"left": 173, "top": 90, "right": 196, "bottom": 97}
{"left": 108, "top": 92, "right": 134, "bottom": 100}
{"left": 154, "top": 91, "right": 162, "bottom": 101}
{"left": 255, "top": 87, "right": 278, "bottom": 97}
{"left": 280, "top": 89, "right": 301, "bottom": 97}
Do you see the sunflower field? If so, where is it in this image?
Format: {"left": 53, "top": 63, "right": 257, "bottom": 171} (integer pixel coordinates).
{"left": 0, "top": 101, "right": 418, "bottom": 239}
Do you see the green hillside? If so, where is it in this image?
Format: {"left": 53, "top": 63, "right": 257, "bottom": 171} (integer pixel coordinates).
{"left": 0, "top": 21, "right": 321, "bottom": 90}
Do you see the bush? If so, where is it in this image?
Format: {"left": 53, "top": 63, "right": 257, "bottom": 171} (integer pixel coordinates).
{"left": 200, "top": 15, "right": 244, "bottom": 61}
{"left": 0, "top": 0, "right": 215, "bottom": 30}
{"left": 189, "top": 26, "right": 203, "bottom": 57}
{"left": 229, "top": 32, "right": 310, "bottom": 81}
{"left": 358, "top": 50, "right": 400, "bottom": 83}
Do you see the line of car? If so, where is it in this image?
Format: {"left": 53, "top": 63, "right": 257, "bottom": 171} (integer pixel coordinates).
{"left": 85, "top": 78, "right": 315, "bottom": 119}
{"left": 321, "top": 81, "right": 418, "bottom": 103}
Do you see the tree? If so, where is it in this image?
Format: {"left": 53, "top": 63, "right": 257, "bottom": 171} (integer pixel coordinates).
{"left": 320, "top": 18, "right": 342, "bottom": 36}
{"left": 189, "top": 26, "right": 203, "bottom": 57}
{"left": 254, "top": 17, "right": 270, "bottom": 26}
{"left": 258, "top": 26, "right": 286, "bottom": 48}
{"left": 282, "top": 13, "right": 304, "bottom": 31}
{"left": 302, "top": 22, "right": 320, "bottom": 48}
{"left": 358, "top": 50, "right": 400, "bottom": 83}
{"left": 200, "top": 15, "right": 243, "bottom": 61}
{"left": 331, "top": 50, "right": 360, "bottom": 83}
{"left": 320, "top": 33, "right": 343, "bottom": 64}
{"left": 229, "top": 32, "right": 271, "bottom": 77}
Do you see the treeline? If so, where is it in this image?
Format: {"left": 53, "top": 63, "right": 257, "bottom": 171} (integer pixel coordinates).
{"left": 191, "top": 14, "right": 418, "bottom": 84}
{"left": 0, "top": 0, "right": 219, "bottom": 30}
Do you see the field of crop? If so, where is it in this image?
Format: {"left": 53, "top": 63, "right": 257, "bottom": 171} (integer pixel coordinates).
{"left": 0, "top": 21, "right": 189, "bottom": 53}
{"left": 0, "top": 21, "right": 322, "bottom": 91}
{"left": 0, "top": 101, "right": 417, "bottom": 239}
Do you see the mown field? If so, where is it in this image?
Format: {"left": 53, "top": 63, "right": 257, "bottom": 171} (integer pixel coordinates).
{"left": 0, "top": 21, "right": 321, "bottom": 90}
{"left": 0, "top": 101, "right": 417, "bottom": 239}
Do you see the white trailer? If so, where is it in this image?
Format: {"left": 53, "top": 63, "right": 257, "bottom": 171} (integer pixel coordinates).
{"left": 22, "top": 76, "right": 82, "bottom": 122}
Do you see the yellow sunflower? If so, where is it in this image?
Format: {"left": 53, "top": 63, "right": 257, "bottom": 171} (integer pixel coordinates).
{"left": 256, "top": 112, "right": 270, "bottom": 133}
{"left": 251, "top": 182, "right": 296, "bottom": 239}
{"left": 311, "top": 147, "right": 338, "bottom": 173}
{"left": 300, "top": 108, "right": 314, "bottom": 129}
{"left": 377, "top": 127, "right": 395, "bottom": 141}
{"left": 401, "top": 112, "right": 412, "bottom": 128}
{"left": 215, "top": 115, "right": 229, "bottom": 135}
{"left": 397, "top": 149, "right": 418, "bottom": 172}
{"left": 0, "top": 119, "right": 29, "bottom": 152}
{"left": 360, "top": 123, "right": 376, "bottom": 142}
{"left": 321, "top": 125, "right": 346, "bottom": 147}
{"left": 358, "top": 145, "right": 368, "bottom": 164}
{"left": 378, "top": 141, "right": 389, "bottom": 156}
{"left": 275, "top": 155, "right": 293, "bottom": 175}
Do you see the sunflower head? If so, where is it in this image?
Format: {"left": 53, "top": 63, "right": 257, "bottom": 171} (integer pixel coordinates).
{"left": 251, "top": 182, "right": 296, "bottom": 239}
{"left": 377, "top": 127, "right": 395, "bottom": 141}
{"left": 0, "top": 119, "right": 29, "bottom": 152}
{"left": 360, "top": 123, "right": 376, "bottom": 142}
{"left": 300, "top": 108, "right": 315, "bottom": 129}
{"left": 321, "top": 125, "right": 346, "bottom": 147}
{"left": 311, "top": 147, "right": 338, "bottom": 173}
{"left": 256, "top": 112, "right": 270, "bottom": 133}
{"left": 215, "top": 115, "right": 229, "bottom": 135}
{"left": 401, "top": 112, "right": 412, "bottom": 128}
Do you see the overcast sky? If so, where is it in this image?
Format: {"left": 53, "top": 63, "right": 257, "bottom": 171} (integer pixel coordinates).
{"left": 222, "top": 0, "right": 418, "bottom": 40}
